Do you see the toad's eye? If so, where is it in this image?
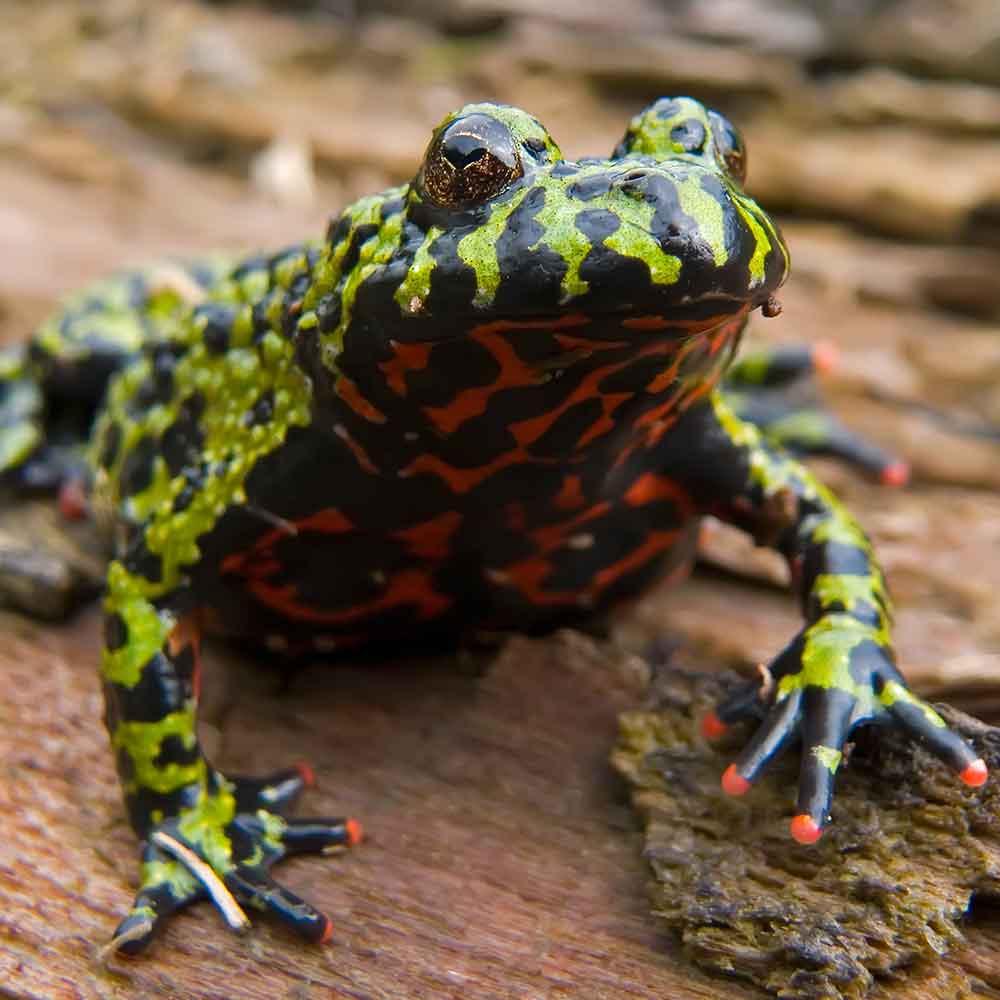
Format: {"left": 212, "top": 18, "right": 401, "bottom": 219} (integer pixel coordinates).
{"left": 708, "top": 110, "right": 747, "bottom": 185}
{"left": 420, "top": 114, "right": 523, "bottom": 209}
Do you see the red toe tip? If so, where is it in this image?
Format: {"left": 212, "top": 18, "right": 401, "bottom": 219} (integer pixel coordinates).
{"left": 880, "top": 461, "right": 910, "bottom": 488}
{"left": 811, "top": 340, "right": 839, "bottom": 375}
{"left": 961, "top": 758, "right": 989, "bottom": 788}
{"left": 721, "top": 764, "right": 751, "bottom": 797}
{"left": 58, "top": 479, "right": 88, "bottom": 521}
{"left": 790, "top": 814, "right": 823, "bottom": 845}
{"left": 320, "top": 917, "right": 334, "bottom": 944}
{"left": 701, "top": 712, "right": 728, "bottom": 740}
{"left": 294, "top": 761, "right": 316, "bottom": 788}
{"left": 345, "top": 818, "right": 363, "bottom": 847}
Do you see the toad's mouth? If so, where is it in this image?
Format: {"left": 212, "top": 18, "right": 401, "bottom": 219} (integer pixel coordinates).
{"left": 397, "top": 289, "right": 774, "bottom": 349}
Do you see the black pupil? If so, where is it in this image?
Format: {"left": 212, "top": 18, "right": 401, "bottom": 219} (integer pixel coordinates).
{"left": 443, "top": 133, "right": 490, "bottom": 170}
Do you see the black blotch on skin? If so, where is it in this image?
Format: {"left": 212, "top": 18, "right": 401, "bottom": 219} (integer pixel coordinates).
{"left": 231, "top": 252, "right": 272, "bottom": 283}
{"left": 119, "top": 435, "right": 158, "bottom": 497}
{"left": 243, "top": 389, "right": 275, "bottom": 428}
{"left": 173, "top": 480, "right": 196, "bottom": 513}
{"left": 492, "top": 186, "right": 570, "bottom": 314}
{"left": 654, "top": 98, "right": 683, "bottom": 120}
{"left": 98, "top": 420, "right": 122, "bottom": 470}
{"left": 569, "top": 174, "right": 613, "bottom": 201}
{"left": 339, "top": 224, "right": 380, "bottom": 284}
{"left": 106, "top": 652, "right": 185, "bottom": 724}
{"left": 160, "top": 393, "right": 207, "bottom": 477}
{"left": 317, "top": 293, "right": 342, "bottom": 334}
{"left": 197, "top": 302, "right": 236, "bottom": 356}
{"left": 104, "top": 612, "right": 128, "bottom": 651}
{"left": 125, "top": 539, "right": 164, "bottom": 584}
{"left": 153, "top": 733, "right": 201, "bottom": 771}
{"left": 406, "top": 340, "right": 501, "bottom": 408}
{"left": 671, "top": 119, "right": 707, "bottom": 153}
{"left": 801, "top": 539, "right": 872, "bottom": 584}
{"left": 529, "top": 398, "right": 606, "bottom": 458}
{"left": 380, "top": 196, "right": 405, "bottom": 221}
{"left": 550, "top": 161, "right": 579, "bottom": 179}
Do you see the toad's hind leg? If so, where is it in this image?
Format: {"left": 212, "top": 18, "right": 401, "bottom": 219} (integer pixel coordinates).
{"left": 722, "top": 343, "right": 909, "bottom": 486}
{"left": 0, "top": 262, "right": 227, "bottom": 495}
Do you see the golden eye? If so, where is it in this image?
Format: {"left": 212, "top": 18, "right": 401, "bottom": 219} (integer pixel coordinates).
{"left": 708, "top": 110, "right": 747, "bottom": 185}
{"left": 420, "top": 114, "right": 523, "bottom": 209}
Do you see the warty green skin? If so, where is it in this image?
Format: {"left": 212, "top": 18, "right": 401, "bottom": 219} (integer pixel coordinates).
{"left": 0, "top": 96, "right": 985, "bottom": 953}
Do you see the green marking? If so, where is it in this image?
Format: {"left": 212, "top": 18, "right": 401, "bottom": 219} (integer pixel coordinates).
{"left": 732, "top": 191, "right": 773, "bottom": 287}
{"left": 457, "top": 186, "right": 533, "bottom": 307}
{"left": 777, "top": 614, "right": 878, "bottom": 713}
{"left": 141, "top": 859, "right": 200, "bottom": 900}
{"left": 812, "top": 745, "right": 843, "bottom": 774}
{"left": 394, "top": 225, "right": 442, "bottom": 313}
{"left": 763, "top": 411, "right": 831, "bottom": 448}
{"left": 675, "top": 173, "right": 727, "bottom": 266}
{"left": 112, "top": 705, "right": 204, "bottom": 795}
{"left": 879, "top": 680, "right": 947, "bottom": 728}
{"left": 101, "top": 563, "right": 171, "bottom": 687}
{"left": 177, "top": 781, "right": 238, "bottom": 873}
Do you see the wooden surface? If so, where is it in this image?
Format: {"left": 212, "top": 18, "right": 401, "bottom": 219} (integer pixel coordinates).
{"left": 2, "top": 614, "right": 749, "bottom": 1000}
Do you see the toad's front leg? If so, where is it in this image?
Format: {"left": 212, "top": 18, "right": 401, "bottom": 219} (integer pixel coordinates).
{"left": 101, "top": 559, "right": 361, "bottom": 953}
{"left": 660, "top": 391, "right": 987, "bottom": 843}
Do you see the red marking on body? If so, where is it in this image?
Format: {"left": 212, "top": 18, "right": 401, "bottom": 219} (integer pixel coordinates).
{"left": 423, "top": 329, "right": 542, "bottom": 435}
{"left": 294, "top": 761, "right": 316, "bottom": 788}
{"left": 701, "top": 712, "right": 728, "bottom": 740}
{"left": 249, "top": 567, "right": 451, "bottom": 625}
{"left": 58, "top": 478, "right": 88, "bottom": 521}
{"left": 508, "top": 362, "right": 630, "bottom": 449}
{"left": 623, "top": 315, "right": 670, "bottom": 331}
{"left": 960, "top": 758, "right": 988, "bottom": 787}
{"left": 721, "top": 763, "right": 751, "bottom": 796}
{"left": 334, "top": 424, "right": 379, "bottom": 474}
{"left": 320, "top": 917, "right": 334, "bottom": 944}
{"left": 391, "top": 511, "right": 462, "bottom": 560}
{"left": 422, "top": 323, "right": 636, "bottom": 438}
{"left": 335, "top": 376, "right": 386, "bottom": 423}
{"left": 345, "top": 818, "right": 364, "bottom": 846}
{"left": 471, "top": 314, "right": 591, "bottom": 337}
{"left": 553, "top": 475, "right": 586, "bottom": 511}
{"left": 500, "top": 528, "right": 680, "bottom": 608}
{"left": 221, "top": 509, "right": 355, "bottom": 576}
{"left": 379, "top": 342, "right": 431, "bottom": 397}
{"left": 624, "top": 472, "right": 693, "bottom": 516}
{"left": 790, "top": 814, "right": 823, "bottom": 844}
{"left": 528, "top": 502, "right": 609, "bottom": 551}
{"left": 879, "top": 460, "right": 909, "bottom": 488}
{"left": 403, "top": 448, "right": 531, "bottom": 494}
{"left": 552, "top": 333, "right": 629, "bottom": 352}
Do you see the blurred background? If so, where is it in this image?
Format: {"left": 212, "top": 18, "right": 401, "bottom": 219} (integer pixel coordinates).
{"left": 1, "top": 2, "right": 999, "bottom": 997}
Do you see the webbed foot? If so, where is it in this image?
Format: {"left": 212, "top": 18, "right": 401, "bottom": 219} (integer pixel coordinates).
{"left": 109, "top": 766, "right": 361, "bottom": 955}
{"left": 702, "top": 619, "right": 986, "bottom": 842}
{"left": 723, "top": 342, "right": 909, "bottom": 486}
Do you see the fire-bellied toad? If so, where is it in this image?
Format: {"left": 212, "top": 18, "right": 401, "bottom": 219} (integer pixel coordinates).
{"left": 0, "top": 96, "right": 986, "bottom": 953}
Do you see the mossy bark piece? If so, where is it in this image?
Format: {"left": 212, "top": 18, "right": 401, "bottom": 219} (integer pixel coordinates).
{"left": 612, "top": 670, "right": 1000, "bottom": 1000}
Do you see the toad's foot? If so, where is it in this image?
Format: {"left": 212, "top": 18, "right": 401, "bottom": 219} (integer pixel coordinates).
{"left": 723, "top": 343, "right": 908, "bottom": 486}
{"left": 702, "top": 618, "right": 986, "bottom": 842}
{"left": 108, "top": 766, "right": 361, "bottom": 955}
